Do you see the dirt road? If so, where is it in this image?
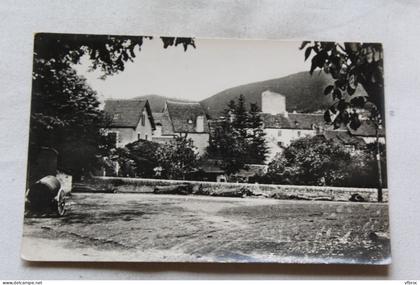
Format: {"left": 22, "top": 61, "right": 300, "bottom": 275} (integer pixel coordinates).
{"left": 21, "top": 193, "right": 390, "bottom": 264}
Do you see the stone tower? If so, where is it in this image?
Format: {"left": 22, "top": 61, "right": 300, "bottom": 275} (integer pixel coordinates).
{"left": 261, "top": 90, "right": 286, "bottom": 115}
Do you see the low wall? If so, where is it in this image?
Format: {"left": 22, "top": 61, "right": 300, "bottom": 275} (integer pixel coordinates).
{"left": 88, "top": 176, "right": 388, "bottom": 203}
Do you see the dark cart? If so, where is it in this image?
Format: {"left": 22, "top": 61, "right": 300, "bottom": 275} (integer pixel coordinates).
{"left": 25, "top": 175, "right": 66, "bottom": 216}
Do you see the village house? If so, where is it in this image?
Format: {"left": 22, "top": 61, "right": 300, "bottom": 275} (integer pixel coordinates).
{"left": 259, "top": 90, "right": 326, "bottom": 161}
{"left": 152, "top": 100, "right": 210, "bottom": 156}
{"left": 103, "top": 99, "right": 155, "bottom": 148}
{"left": 259, "top": 90, "right": 386, "bottom": 161}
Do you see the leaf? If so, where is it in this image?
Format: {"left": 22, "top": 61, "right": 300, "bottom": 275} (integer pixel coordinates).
{"left": 324, "top": 110, "right": 332, "bottom": 123}
{"left": 310, "top": 51, "right": 328, "bottom": 74}
{"left": 340, "top": 110, "right": 350, "bottom": 124}
{"left": 350, "top": 96, "right": 367, "bottom": 108}
{"left": 310, "top": 54, "right": 321, "bottom": 74}
{"left": 324, "top": 85, "right": 334, "bottom": 96}
{"left": 332, "top": 88, "right": 342, "bottom": 100}
{"left": 299, "top": 41, "right": 310, "bottom": 50}
{"left": 304, "top": 47, "right": 312, "bottom": 61}
{"left": 349, "top": 114, "right": 361, "bottom": 130}
{"left": 161, "top": 37, "right": 175, "bottom": 49}
{"left": 347, "top": 74, "right": 357, "bottom": 95}
{"left": 337, "top": 99, "right": 348, "bottom": 111}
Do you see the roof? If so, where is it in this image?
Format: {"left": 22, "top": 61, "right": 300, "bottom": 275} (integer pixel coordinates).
{"left": 104, "top": 99, "right": 155, "bottom": 129}
{"left": 165, "top": 101, "right": 209, "bottom": 133}
{"left": 261, "top": 112, "right": 325, "bottom": 130}
{"left": 348, "top": 120, "right": 385, "bottom": 137}
{"left": 322, "top": 130, "right": 366, "bottom": 145}
{"left": 153, "top": 112, "right": 174, "bottom": 135}
{"left": 260, "top": 113, "right": 292, "bottom": 129}
{"left": 287, "top": 113, "right": 326, "bottom": 129}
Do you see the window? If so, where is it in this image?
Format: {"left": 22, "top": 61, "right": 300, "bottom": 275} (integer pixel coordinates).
{"left": 277, "top": 130, "right": 282, "bottom": 137}
{"left": 141, "top": 114, "right": 145, "bottom": 126}
{"left": 145, "top": 134, "right": 148, "bottom": 141}
{"left": 138, "top": 133, "right": 141, "bottom": 140}
{"left": 108, "top": 132, "right": 118, "bottom": 148}
{"left": 113, "top": 113, "right": 120, "bottom": 120}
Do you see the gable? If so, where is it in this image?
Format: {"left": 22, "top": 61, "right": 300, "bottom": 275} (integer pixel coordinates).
{"left": 153, "top": 112, "right": 174, "bottom": 135}
{"left": 104, "top": 99, "right": 155, "bottom": 130}
{"left": 104, "top": 99, "right": 147, "bottom": 128}
{"left": 165, "top": 101, "right": 209, "bottom": 133}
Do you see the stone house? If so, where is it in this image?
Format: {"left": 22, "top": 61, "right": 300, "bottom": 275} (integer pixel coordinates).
{"left": 103, "top": 99, "right": 155, "bottom": 148}
{"left": 259, "top": 90, "right": 385, "bottom": 161}
{"left": 152, "top": 100, "right": 210, "bottom": 156}
{"left": 259, "top": 90, "right": 326, "bottom": 162}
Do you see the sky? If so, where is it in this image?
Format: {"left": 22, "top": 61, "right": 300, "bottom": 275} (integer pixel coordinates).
{"left": 74, "top": 38, "right": 311, "bottom": 102}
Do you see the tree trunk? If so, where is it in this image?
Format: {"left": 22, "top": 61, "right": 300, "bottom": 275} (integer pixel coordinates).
{"left": 375, "top": 126, "right": 383, "bottom": 202}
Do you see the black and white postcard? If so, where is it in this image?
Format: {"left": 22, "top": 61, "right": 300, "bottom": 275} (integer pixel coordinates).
{"left": 22, "top": 33, "right": 390, "bottom": 264}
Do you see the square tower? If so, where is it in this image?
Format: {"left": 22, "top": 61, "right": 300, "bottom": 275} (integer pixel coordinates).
{"left": 261, "top": 90, "right": 286, "bottom": 115}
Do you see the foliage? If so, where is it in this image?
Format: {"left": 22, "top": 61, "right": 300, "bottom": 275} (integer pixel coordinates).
{"left": 154, "top": 135, "right": 199, "bottom": 180}
{"left": 207, "top": 119, "right": 247, "bottom": 175}
{"left": 29, "top": 33, "right": 194, "bottom": 177}
{"left": 29, "top": 63, "right": 108, "bottom": 178}
{"left": 108, "top": 139, "right": 161, "bottom": 178}
{"left": 106, "top": 136, "right": 198, "bottom": 179}
{"left": 34, "top": 33, "right": 196, "bottom": 77}
{"left": 265, "top": 136, "right": 387, "bottom": 188}
{"left": 266, "top": 136, "right": 351, "bottom": 186}
{"left": 207, "top": 95, "right": 268, "bottom": 174}
{"left": 300, "top": 41, "right": 384, "bottom": 129}
{"left": 247, "top": 103, "right": 269, "bottom": 164}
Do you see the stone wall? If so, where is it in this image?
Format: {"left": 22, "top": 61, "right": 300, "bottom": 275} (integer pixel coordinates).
{"left": 89, "top": 176, "right": 388, "bottom": 203}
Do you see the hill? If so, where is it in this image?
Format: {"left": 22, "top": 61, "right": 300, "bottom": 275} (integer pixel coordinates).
{"left": 200, "top": 71, "right": 367, "bottom": 118}
{"left": 134, "top": 94, "right": 192, "bottom": 112}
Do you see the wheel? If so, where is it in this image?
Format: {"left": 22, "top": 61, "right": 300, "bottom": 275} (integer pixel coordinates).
{"left": 54, "top": 189, "right": 66, "bottom": 216}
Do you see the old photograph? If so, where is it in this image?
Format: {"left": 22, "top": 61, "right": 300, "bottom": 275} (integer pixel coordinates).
{"left": 22, "top": 33, "right": 390, "bottom": 264}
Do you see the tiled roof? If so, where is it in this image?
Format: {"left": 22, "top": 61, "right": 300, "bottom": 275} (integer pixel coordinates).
{"left": 153, "top": 112, "right": 174, "bottom": 135}
{"left": 166, "top": 101, "right": 209, "bottom": 133}
{"left": 287, "top": 113, "right": 326, "bottom": 130}
{"left": 104, "top": 99, "right": 155, "bottom": 129}
{"left": 348, "top": 120, "right": 385, "bottom": 137}
{"left": 322, "top": 130, "right": 366, "bottom": 145}
{"left": 261, "top": 112, "right": 325, "bottom": 130}
{"left": 260, "top": 113, "right": 292, "bottom": 129}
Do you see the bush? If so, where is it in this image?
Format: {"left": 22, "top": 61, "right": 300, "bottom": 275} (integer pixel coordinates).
{"left": 265, "top": 136, "right": 386, "bottom": 188}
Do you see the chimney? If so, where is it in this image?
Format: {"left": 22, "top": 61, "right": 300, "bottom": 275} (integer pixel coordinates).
{"left": 261, "top": 90, "right": 286, "bottom": 115}
{"left": 196, "top": 115, "right": 204, "bottom": 132}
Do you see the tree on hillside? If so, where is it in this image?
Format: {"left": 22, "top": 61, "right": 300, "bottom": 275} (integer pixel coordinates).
{"left": 29, "top": 33, "right": 194, "bottom": 179}
{"left": 301, "top": 41, "right": 385, "bottom": 201}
